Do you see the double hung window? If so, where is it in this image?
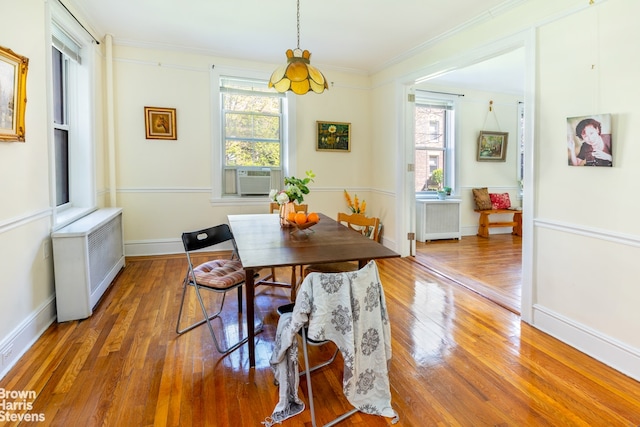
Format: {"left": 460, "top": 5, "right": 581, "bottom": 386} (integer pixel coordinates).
{"left": 50, "top": 7, "right": 95, "bottom": 226}
{"left": 414, "top": 92, "right": 456, "bottom": 195}
{"left": 219, "top": 77, "right": 288, "bottom": 196}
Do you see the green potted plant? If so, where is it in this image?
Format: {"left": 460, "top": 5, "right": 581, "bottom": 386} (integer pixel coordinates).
{"left": 443, "top": 186, "right": 452, "bottom": 196}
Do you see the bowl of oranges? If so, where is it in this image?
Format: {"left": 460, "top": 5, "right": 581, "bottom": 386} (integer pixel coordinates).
{"left": 286, "top": 211, "right": 320, "bottom": 233}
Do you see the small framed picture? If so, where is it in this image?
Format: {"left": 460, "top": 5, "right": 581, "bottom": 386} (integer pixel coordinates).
{"left": 0, "top": 45, "right": 29, "bottom": 142}
{"left": 144, "top": 106, "right": 177, "bottom": 140}
{"left": 477, "top": 131, "right": 508, "bottom": 162}
{"left": 316, "top": 121, "right": 350, "bottom": 152}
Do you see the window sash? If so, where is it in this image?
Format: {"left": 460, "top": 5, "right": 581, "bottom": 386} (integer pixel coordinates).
{"left": 52, "top": 23, "right": 81, "bottom": 64}
{"left": 414, "top": 92, "right": 456, "bottom": 195}
{"left": 220, "top": 78, "right": 283, "bottom": 170}
{"left": 52, "top": 46, "right": 70, "bottom": 207}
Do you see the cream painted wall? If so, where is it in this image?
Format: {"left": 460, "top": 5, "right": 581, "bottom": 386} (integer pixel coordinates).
{"left": 0, "top": 0, "right": 55, "bottom": 373}
{"left": 110, "top": 45, "right": 374, "bottom": 253}
{"left": 369, "top": 82, "right": 401, "bottom": 246}
{"left": 534, "top": 0, "right": 640, "bottom": 364}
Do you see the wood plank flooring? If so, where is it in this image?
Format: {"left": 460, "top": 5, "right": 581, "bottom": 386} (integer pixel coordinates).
{"left": 1, "top": 249, "right": 639, "bottom": 426}
{"left": 415, "top": 234, "right": 522, "bottom": 314}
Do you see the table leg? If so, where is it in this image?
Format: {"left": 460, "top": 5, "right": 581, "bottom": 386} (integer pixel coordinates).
{"left": 245, "top": 267, "right": 256, "bottom": 368}
{"left": 290, "top": 266, "right": 297, "bottom": 302}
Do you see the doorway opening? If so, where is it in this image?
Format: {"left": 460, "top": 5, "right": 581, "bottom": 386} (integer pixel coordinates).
{"left": 408, "top": 47, "right": 527, "bottom": 314}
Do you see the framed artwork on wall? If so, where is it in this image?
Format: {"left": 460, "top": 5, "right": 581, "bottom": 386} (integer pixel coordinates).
{"left": 316, "top": 121, "right": 350, "bottom": 152}
{"left": 477, "top": 131, "right": 508, "bottom": 162}
{"left": 0, "top": 45, "right": 29, "bottom": 142}
{"left": 144, "top": 106, "right": 177, "bottom": 140}
{"left": 566, "top": 113, "right": 612, "bottom": 167}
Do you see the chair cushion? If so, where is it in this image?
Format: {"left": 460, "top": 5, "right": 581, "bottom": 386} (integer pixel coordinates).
{"left": 193, "top": 259, "right": 245, "bottom": 290}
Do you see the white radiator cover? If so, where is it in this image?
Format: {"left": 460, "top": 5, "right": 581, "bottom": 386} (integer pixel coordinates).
{"left": 416, "top": 199, "right": 461, "bottom": 241}
{"left": 51, "top": 208, "right": 125, "bottom": 322}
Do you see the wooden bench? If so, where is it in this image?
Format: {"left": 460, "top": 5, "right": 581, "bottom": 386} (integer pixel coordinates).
{"left": 474, "top": 209, "right": 522, "bottom": 238}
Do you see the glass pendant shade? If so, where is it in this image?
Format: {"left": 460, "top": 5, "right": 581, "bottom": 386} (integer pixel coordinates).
{"left": 269, "top": 48, "right": 329, "bottom": 95}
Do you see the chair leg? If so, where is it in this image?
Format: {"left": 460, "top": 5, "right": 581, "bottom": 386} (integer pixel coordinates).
{"left": 300, "top": 329, "right": 357, "bottom": 427}
{"left": 176, "top": 279, "right": 263, "bottom": 355}
{"left": 301, "top": 328, "right": 317, "bottom": 427}
{"left": 193, "top": 284, "right": 247, "bottom": 355}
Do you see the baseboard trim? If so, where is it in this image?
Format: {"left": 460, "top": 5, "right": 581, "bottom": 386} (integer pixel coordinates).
{"left": 461, "top": 225, "right": 513, "bottom": 236}
{"left": 125, "top": 239, "right": 188, "bottom": 256}
{"left": 532, "top": 304, "right": 640, "bottom": 382}
{"left": 0, "top": 296, "right": 56, "bottom": 380}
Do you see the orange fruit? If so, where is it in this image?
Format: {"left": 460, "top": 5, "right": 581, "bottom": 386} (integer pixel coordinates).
{"left": 307, "top": 212, "right": 320, "bottom": 223}
{"left": 294, "top": 212, "right": 307, "bottom": 225}
{"left": 287, "top": 211, "right": 296, "bottom": 222}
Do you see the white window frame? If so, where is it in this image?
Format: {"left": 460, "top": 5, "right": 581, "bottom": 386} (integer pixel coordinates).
{"left": 414, "top": 91, "right": 458, "bottom": 198}
{"left": 210, "top": 66, "right": 296, "bottom": 202}
{"left": 517, "top": 101, "right": 525, "bottom": 199}
{"left": 48, "top": 2, "right": 96, "bottom": 228}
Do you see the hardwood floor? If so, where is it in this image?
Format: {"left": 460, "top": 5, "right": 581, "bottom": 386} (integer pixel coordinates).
{"left": 1, "top": 251, "right": 639, "bottom": 426}
{"left": 415, "top": 234, "right": 522, "bottom": 314}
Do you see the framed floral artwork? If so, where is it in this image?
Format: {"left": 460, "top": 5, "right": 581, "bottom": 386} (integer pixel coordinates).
{"left": 144, "top": 106, "right": 177, "bottom": 140}
{"left": 0, "top": 45, "right": 29, "bottom": 142}
{"left": 316, "top": 121, "right": 350, "bottom": 152}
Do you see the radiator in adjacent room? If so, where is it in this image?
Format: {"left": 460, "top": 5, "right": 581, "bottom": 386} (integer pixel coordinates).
{"left": 51, "top": 208, "right": 125, "bottom": 322}
{"left": 416, "top": 199, "right": 461, "bottom": 242}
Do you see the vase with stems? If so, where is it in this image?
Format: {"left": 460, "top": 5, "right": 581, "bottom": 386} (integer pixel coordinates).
{"left": 279, "top": 202, "right": 296, "bottom": 227}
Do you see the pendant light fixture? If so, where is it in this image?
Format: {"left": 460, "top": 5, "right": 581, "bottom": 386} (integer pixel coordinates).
{"left": 268, "top": 0, "right": 328, "bottom": 95}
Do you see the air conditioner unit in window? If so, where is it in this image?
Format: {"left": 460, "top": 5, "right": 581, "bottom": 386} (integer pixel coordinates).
{"left": 237, "top": 168, "right": 271, "bottom": 196}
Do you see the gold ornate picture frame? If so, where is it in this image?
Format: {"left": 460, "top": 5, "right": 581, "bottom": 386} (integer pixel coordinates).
{"left": 316, "top": 121, "right": 351, "bottom": 152}
{"left": 144, "top": 106, "right": 177, "bottom": 140}
{"left": 0, "top": 45, "right": 29, "bottom": 142}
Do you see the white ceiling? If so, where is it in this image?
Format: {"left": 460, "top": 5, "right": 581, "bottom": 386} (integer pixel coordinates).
{"left": 65, "top": 0, "right": 525, "bottom": 93}
{"left": 421, "top": 47, "right": 525, "bottom": 95}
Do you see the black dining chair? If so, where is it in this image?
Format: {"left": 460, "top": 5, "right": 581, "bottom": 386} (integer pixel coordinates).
{"left": 176, "top": 224, "right": 262, "bottom": 355}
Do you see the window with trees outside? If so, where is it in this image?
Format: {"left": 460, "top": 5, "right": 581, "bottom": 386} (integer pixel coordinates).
{"left": 414, "top": 92, "right": 456, "bottom": 196}
{"left": 220, "top": 77, "right": 287, "bottom": 196}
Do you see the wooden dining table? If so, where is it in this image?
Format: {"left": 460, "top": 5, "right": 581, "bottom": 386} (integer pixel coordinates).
{"left": 227, "top": 212, "right": 400, "bottom": 367}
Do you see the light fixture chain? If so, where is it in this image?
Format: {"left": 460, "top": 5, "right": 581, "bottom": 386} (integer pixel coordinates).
{"left": 296, "top": 0, "right": 300, "bottom": 49}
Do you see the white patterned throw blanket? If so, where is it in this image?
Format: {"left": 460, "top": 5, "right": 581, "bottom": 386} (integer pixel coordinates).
{"left": 263, "top": 260, "right": 398, "bottom": 426}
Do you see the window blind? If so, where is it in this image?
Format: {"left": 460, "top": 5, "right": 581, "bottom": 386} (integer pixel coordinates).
{"left": 52, "top": 23, "right": 82, "bottom": 64}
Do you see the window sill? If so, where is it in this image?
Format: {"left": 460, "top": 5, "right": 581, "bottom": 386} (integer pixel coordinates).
{"left": 209, "top": 196, "right": 271, "bottom": 206}
{"left": 53, "top": 207, "right": 97, "bottom": 231}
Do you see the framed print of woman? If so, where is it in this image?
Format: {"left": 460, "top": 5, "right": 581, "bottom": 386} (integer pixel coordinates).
{"left": 567, "top": 114, "right": 612, "bottom": 167}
